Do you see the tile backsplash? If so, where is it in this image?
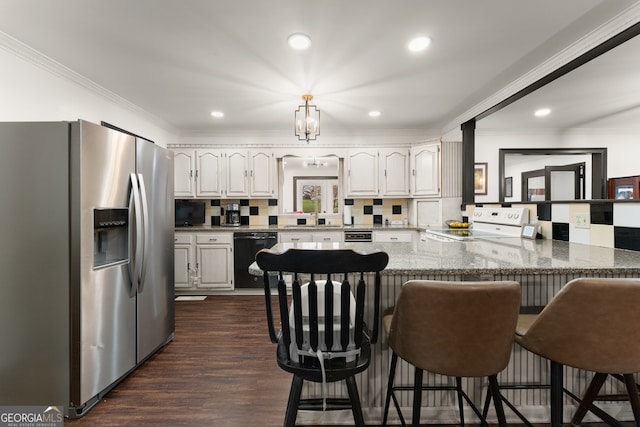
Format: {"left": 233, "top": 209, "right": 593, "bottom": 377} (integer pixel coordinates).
{"left": 469, "top": 201, "right": 640, "bottom": 251}
{"left": 203, "top": 198, "right": 409, "bottom": 227}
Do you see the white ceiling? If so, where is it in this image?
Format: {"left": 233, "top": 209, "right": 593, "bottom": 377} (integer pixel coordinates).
{"left": 0, "top": 0, "right": 637, "bottom": 137}
{"left": 477, "top": 28, "right": 640, "bottom": 131}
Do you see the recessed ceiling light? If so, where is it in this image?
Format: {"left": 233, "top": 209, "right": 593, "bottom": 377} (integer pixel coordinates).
{"left": 534, "top": 108, "right": 551, "bottom": 117}
{"left": 210, "top": 111, "right": 224, "bottom": 118}
{"left": 408, "top": 36, "right": 431, "bottom": 52}
{"left": 369, "top": 111, "right": 381, "bottom": 118}
{"left": 287, "top": 33, "right": 312, "bottom": 50}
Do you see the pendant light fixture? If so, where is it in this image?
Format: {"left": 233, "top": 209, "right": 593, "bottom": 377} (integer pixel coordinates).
{"left": 294, "top": 94, "right": 320, "bottom": 143}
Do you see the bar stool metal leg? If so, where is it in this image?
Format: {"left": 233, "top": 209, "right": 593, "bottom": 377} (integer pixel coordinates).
{"left": 456, "top": 377, "right": 465, "bottom": 426}
{"left": 382, "top": 352, "right": 398, "bottom": 427}
{"left": 412, "top": 368, "right": 423, "bottom": 427}
{"left": 488, "top": 375, "right": 508, "bottom": 427}
{"left": 623, "top": 374, "right": 640, "bottom": 427}
{"left": 550, "top": 361, "right": 563, "bottom": 427}
{"left": 571, "top": 372, "right": 608, "bottom": 425}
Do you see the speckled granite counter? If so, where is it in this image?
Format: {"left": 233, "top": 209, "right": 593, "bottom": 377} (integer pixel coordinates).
{"left": 249, "top": 238, "right": 640, "bottom": 425}
{"left": 249, "top": 238, "right": 640, "bottom": 276}
{"left": 175, "top": 224, "right": 419, "bottom": 232}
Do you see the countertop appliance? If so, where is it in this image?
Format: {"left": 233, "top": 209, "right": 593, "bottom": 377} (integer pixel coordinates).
{"left": 0, "top": 120, "right": 175, "bottom": 417}
{"left": 424, "top": 207, "right": 529, "bottom": 241}
{"left": 234, "top": 232, "right": 278, "bottom": 288}
{"left": 223, "top": 203, "right": 241, "bottom": 226}
{"left": 175, "top": 199, "right": 206, "bottom": 226}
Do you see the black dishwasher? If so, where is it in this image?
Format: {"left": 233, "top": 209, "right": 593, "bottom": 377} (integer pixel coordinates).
{"left": 233, "top": 232, "right": 278, "bottom": 288}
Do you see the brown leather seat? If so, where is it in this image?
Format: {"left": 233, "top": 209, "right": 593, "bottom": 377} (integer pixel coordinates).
{"left": 382, "top": 279, "right": 521, "bottom": 427}
{"left": 514, "top": 277, "right": 640, "bottom": 427}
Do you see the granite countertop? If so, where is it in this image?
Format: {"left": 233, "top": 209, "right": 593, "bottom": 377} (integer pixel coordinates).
{"left": 248, "top": 238, "right": 640, "bottom": 276}
{"left": 175, "top": 224, "right": 419, "bottom": 232}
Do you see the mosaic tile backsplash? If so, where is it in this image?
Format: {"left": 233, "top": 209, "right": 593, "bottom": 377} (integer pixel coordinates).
{"left": 203, "top": 198, "right": 409, "bottom": 227}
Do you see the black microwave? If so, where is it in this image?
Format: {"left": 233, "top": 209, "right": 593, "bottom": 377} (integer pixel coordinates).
{"left": 175, "top": 200, "right": 206, "bottom": 226}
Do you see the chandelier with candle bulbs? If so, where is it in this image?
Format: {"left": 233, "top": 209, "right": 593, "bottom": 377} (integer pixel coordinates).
{"left": 294, "top": 94, "right": 320, "bottom": 143}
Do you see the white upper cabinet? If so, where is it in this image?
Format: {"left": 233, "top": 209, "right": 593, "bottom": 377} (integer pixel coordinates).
{"left": 411, "top": 142, "right": 441, "bottom": 197}
{"left": 172, "top": 148, "right": 277, "bottom": 199}
{"left": 345, "top": 149, "right": 379, "bottom": 197}
{"left": 173, "top": 149, "right": 195, "bottom": 197}
{"left": 196, "top": 150, "right": 224, "bottom": 197}
{"left": 174, "top": 149, "right": 223, "bottom": 198}
{"left": 250, "top": 150, "right": 277, "bottom": 198}
{"left": 345, "top": 148, "right": 410, "bottom": 198}
{"left": 225, "top": 149, "right": 249, "bottom": 197}
{"left": 380, "top": 148, "right": 410, "bottom": 196}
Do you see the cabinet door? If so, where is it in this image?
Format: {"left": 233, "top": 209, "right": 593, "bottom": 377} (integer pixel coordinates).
{"left": 380, "top": 148, "right": 410, "bottom": 196}
{"left": 346, "top": 149, "right": 379, "bottom": 197}
{"left": 174, "top": 233, "right": 195, "bottom": 290}
{"left": 250, "top": 150, "right": 276, "bottom": 198}
{"left": 196, "top": 244, "right": 233, "bottom": 289}
{"left": 411, "top": 143, "right": 440, "bottom": 197}
{"left": 196, "top": 150, "right": 224, "bottom": 198}
{"left": 173, "top": 149, "right": 195, "bottom": 197}
{"left": 226, "top": 150, "right": 249, "bottom": 197}
{"left": 174, "top": 243, "right": 194, "bottom": 288}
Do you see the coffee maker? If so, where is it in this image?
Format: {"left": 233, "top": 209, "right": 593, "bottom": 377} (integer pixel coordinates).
{"left": 223, "top": 204, "right": 240, "bottom": 226}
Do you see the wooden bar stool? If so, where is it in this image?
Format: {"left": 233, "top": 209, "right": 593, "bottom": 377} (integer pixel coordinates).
{"left": 257, "top": 247, "right": 389, "bottom": 427}
{"left": 382, "top": 279, "right": 521, "bottom": 427}
{"left": 512, "top": 277, "right": 640, "bottom": 427}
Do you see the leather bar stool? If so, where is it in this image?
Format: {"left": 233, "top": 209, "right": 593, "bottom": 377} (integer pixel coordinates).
{"left": 513, "top": 277, "right": 640, "bottom": 427}
{"left": 382, "top": 279, "right": 521, "bottom": 427}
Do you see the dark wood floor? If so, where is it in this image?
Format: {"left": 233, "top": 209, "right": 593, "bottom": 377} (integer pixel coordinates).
{"left": 61, "top": 295, "right": 580, "bottom": 427}
{"left": 66, "top": 295, "right": 293, "bottom": 427}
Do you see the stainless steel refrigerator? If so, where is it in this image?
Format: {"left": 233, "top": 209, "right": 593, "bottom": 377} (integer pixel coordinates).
{"left": 0, "top": 120, "right": 174, "bottom": 417}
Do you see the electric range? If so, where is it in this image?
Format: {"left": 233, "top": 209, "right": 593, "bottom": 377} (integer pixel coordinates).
{"left": 424, "top": 207, "right": 530, "bottom": 241}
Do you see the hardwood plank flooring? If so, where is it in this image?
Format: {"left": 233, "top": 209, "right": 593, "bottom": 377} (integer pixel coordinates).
{"left": 61, "top": 294, "right": 581, "bottom": 427}
{"left": 66, "top": 295, "right": 292, "bottom": 427}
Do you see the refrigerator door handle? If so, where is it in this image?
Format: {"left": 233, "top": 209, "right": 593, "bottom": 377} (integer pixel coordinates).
{"left": 129, "top": 173, "right": 144, "bottom": 293}
{"left": 137, "top": 173, "right": 150, "bottom": 292}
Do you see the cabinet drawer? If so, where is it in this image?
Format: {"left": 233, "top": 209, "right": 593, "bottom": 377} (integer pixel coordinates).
{"left": 313, "top": 232, "right": 343, "bottom": 243}
{"left": 373, "top": 231, "right": 414, "bottom": 243}
{"left": 196, "top": 233, "right": 233, "bottom": 245}
{"left": 279, "top": 232, "right": 313, "bottom": 243}
{"left": 174, "top": 233, "right": 193, "bottom": 244}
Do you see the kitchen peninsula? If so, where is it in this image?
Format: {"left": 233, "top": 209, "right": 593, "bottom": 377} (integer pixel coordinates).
{"left": 249, "top": 238, "right": 640, "bottom": 425}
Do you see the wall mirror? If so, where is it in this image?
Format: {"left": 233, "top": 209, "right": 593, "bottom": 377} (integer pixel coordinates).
{"left": 279, "top": 156, "right": 341, "bottom": 214}
{"left": 476, "top": 24, "right": 639, "bottom": 202}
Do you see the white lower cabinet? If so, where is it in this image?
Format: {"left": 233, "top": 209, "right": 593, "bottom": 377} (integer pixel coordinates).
{"left": 175, "top": 232, "right": 234, "bottom": 292}
{"left": 279, "top": 231, "right": 344, "bottom": 243}
{"left": 174, "top": 233, "right": 194, "bottom": 289}
{"left": 373, "top": 230, "right": 416, "bottom": 243}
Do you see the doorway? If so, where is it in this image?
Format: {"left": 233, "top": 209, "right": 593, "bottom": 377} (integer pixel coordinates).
{"left": 522, "top": 162, "right": 585, "bottom": 201}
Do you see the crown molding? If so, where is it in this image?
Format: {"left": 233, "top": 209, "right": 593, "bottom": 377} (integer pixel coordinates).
{"left": 0, "top": 31, "right": 178, "bottom": 134}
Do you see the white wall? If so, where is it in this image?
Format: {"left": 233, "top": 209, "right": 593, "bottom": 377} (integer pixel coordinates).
{"left": 475, "top": 128, "right": 640, "bottom": 201}
{"left": 0, "top": 37, "right": 178, "bottom": 147}
{"left": 504, "top": 153, "right": 592, "bottom": 202}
